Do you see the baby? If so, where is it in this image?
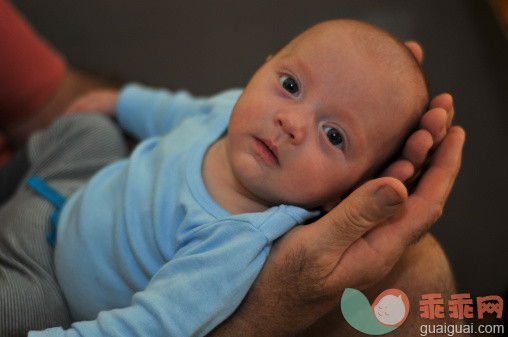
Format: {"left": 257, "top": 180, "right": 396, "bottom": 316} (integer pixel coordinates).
{"left": 4, "top": 19, "right": 427, "bottom": 336}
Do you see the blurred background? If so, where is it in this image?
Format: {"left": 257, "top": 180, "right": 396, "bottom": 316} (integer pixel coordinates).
{"left": 11, "top": 0, "right": 507, "bottom": 316}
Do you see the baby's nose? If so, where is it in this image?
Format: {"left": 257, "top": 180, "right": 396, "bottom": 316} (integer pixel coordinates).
{"left": 275, "top": 110, "right": 306, "bottom": 145}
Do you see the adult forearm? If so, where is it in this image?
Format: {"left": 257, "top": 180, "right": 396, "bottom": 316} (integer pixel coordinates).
{"left": 209, "top": 246, "right": 341, "bottom": 337}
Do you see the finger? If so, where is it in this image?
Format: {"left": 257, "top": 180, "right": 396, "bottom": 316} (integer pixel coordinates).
{"left": 63, "top": 103, "right": 80, "bottom": 115}
{"left": 385, "top": 126, "right": 465, "bottom": 245}
{"left": 448, "top": 102, "right": 455, "bottom": 129}
{"left": 412, "top": 126, "right": 465, "bottom": 204}
{"left": 404, "top": 41, "right": 424, "bottom": 64}
{"left": 429, "top": 93, "right": 454, "bottom": 129}
{"left": 380, "top": 159, "right": 414, "bottom": 182}
{"left": 64, "top": 96, "right": 91, "bottom": 115}
{"left": 401, "top": 129, "right": 433, "bottom": 169}
{"left": 314, "top": 177, "right": 407, "bottom": 254}
{"left": 420, "top": 107, "right": 447, "bottom": 146}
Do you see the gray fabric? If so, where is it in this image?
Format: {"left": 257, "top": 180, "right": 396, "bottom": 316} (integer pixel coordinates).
{"left": 0, "top": 114, "right": 128, "bottom": 336}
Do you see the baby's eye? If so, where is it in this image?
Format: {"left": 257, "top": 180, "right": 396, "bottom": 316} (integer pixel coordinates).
{"left": 279, "top": 75, "right": 299, "bottom": 97}
{"left": 323, "top": 126, "right": 344, "bottom": 149}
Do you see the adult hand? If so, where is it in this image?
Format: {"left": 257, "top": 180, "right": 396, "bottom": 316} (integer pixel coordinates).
{"left": 63, "top": 89, "right": 119, "bottom": 116}
{"left": 210, "top": 124, "right": 464, "bottom": 336}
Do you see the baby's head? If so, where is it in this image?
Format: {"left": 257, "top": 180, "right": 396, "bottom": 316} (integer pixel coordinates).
{"left": 227, "top": 19, "right": 429, "bottom": 211}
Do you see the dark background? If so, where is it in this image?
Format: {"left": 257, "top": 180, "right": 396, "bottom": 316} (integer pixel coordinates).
{"left": 11, "top": 0, "right": 507, "bottom": 300}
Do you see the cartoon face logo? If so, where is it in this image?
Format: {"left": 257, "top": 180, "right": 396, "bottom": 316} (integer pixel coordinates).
{"left": 341, "top": 288, "right": 410, "bottom": 335}
{"left": 373, "top": 295, "right": 406, "bottom": 325}
{"left": 372, "top": 289, "right": 410, "bottom": 327}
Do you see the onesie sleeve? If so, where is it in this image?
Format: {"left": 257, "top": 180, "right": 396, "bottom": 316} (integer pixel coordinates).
{"left": 28, "top": 219, "right": 273, "bottom": 337}
{"left": 116, "top": 83, "right": 210, "bottom": 140}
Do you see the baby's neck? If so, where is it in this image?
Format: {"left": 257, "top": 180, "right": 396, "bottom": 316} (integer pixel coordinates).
{"left": 202, "top": 137, "right": 272, "bottom": 215}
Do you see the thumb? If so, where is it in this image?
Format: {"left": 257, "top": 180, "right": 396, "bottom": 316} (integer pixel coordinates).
{"left": 315, "top": 177, "right": 407, "bottom": 253}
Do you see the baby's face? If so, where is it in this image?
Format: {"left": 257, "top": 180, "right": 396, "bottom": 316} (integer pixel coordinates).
{"left": 227, "top": 24, "right": 418, "bottom": 210}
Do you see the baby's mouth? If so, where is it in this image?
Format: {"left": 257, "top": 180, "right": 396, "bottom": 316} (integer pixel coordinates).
{"left": 254, "top": 137, "right": 280, "bottom": 166}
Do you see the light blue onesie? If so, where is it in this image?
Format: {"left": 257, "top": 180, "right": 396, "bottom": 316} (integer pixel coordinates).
{"left": 30, "top": 84, "right": 318, "bottom": 337}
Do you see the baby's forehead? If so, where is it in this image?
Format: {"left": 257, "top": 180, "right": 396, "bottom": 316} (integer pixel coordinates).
{"left": 289, "top": 21, "right": 379, "bottom": 49}
{"left": 286, "top": 20, "right": 411, "bottom": 65}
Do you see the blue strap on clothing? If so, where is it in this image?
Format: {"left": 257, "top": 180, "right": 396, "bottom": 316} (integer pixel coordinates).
{"left": 27, "top": 175, "right": 67, "bottom": 246}
{"left": 27, "top": 175, "right": 66, "bottom": 208}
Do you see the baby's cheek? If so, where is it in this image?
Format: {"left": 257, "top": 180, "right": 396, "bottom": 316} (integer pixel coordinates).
{"left": 279, "top": 178, "right": 327, "bottom": 205}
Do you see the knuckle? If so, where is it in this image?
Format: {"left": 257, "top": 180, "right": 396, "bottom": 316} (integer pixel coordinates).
{"left": 429, "top": 203, "right": 444, "bottom": 223}
{"left": 434, "top": 203, "right": 444, "bottom": 218}
{"left": 343, "top": 204, "right": 369, "bottom": 232}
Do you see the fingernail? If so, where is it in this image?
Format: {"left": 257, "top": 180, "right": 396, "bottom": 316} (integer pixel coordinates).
{"left": 375, "top": 185, "right": 404, "bottom": 206}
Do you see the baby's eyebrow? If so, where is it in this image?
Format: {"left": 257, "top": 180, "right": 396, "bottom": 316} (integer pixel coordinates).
{"left": 279, "top": 54, "right": 313, "bottom": 86}
{"left": 291, "top": 56, "right": 313, "bottom": 86}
